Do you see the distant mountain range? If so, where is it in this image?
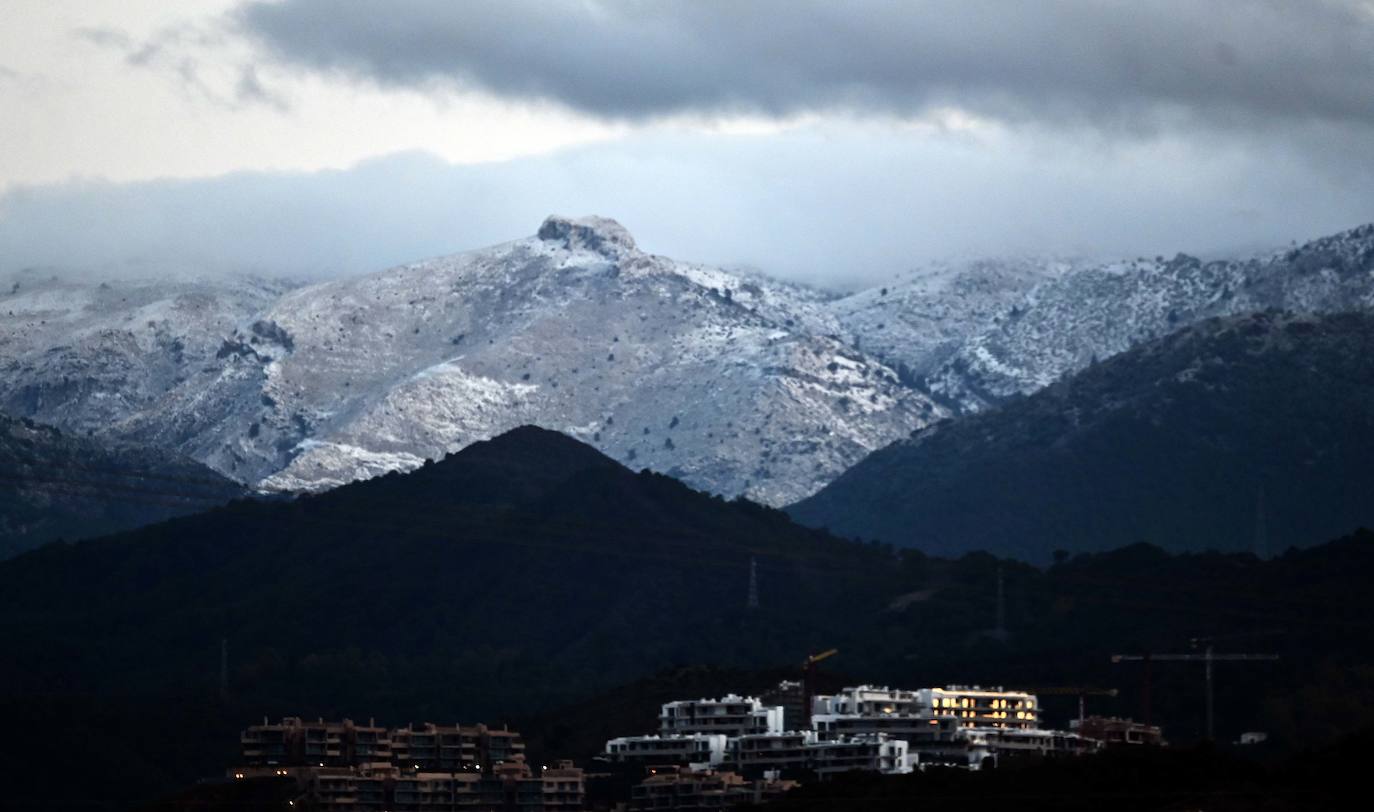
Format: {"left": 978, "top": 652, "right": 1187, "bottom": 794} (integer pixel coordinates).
{"left": 2, "top": 218, "right": 1372, "bottom": 517}
{"left": 919, "top": 224, "right": 1374, "bottom": 412}
{"left": 0, "top": 412, "right": 243, "bottom": 559}
{"left": 790, "top": 310, "right": 1374, "bottom": 561}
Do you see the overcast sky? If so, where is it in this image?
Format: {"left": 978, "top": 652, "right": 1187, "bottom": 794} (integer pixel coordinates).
{"left": 3, "top": 0, "right": 1372, "bottom": 286}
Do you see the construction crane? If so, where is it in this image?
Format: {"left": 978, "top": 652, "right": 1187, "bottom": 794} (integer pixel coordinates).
{"left": 800, "top": 649, "right": 838, "bottom": 728}
{"left": 1111, "top": 639, "right": 1278, "bottom": 741}
{"left": 1024, "top": 686, "right": 1119, "bottom": 724}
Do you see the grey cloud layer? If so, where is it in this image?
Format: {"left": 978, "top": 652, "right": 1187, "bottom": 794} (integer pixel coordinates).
{"left": 3, "top": 127, "right": 1370, "bottom": 286}
{"left": 235, "top": 0, "right": 1374, "bottom": 128}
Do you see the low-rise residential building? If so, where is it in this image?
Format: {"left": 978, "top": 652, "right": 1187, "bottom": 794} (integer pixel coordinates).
{"left": 1072, "top": 716, "right": 1165, "bottom": 747}
{"left": 809, "top": 685, "right": 970, "bottom": 767}
{"left": 240, "top": 717, "right": 393, "bottom": 768}
{"left": 240, "top": 718, "right": 522, "bottom": 772}
{"left": 304, "top": 764, "right": 390, "bottom": 811}
{"left": 806, "top": 734, "right": 911, "bottom": 777}
{"left": 733, "top": 731, "right": 812, "bottom": 773}
{"left": 604, "top": 734, "right": 731, "bottom": 768}
{"left": 659, "top": 695, "right": 785, "bottom": 738}
{"left": 231, "top": 718, "right": 564, "bottom": 812}
{"left": 812, "top": 685, "right": 925, "bottom": 717}
{"left": 232, "top": 757, "right": 584, "bottom": 812}
{"left": 631, "top": 767, "right": 796, "bottom": 811}
{"left": 961, "top": 726, "right": 1100, "bottom": 765}
{"left": 915, "top": 686, "right": 1040, "bottom": 730}
{"left": 732, "top": 730, "right": 912, "bottom": 777}
{"left": 392, "top": 771, "right": 485, "bottom": 811}
{"left": 240, "top": 719, "right": 292, "bottom": 765}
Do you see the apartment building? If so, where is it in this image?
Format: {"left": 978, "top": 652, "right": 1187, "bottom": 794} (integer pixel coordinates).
{"left": 241, "top": 718, "right": 522, "bottom": 772}
{"left": 310, "top": 767, "right": 389, "bottom": 811}
{"left": 732, "top": 731, "right": 812, "bottom": 773}
{"left": 806, "top": 734, "right": 911, "bottom": 777}
{"left": 659, "top": 695, "right": 784, "bottom": 738}
{"left": 392, "top": 722, "right": 526, "bottom": 772}
{"left": 603, "top": 734, "right": 731, "bottom": 768}
{"left": 233, "top": 756, "right": 584, "bottom": 812}
{"left": 1072, "top": 716, "right": 1165, "bottom": 747}
{"left": 811, "top": 685, "right": 925, "bottom": 717}
{"left": 916, "top": 686, "right": 1040, "bottom": 730}
{"left": 630, "top": 767, "right": 796, "bottom": 811}
{"left": 391, "top": 771, "right": 485, "bottom": 811}
{"left": 231, "top": 718, "right": 562, "bottom": 812}
{"left": 240, "top": 717, "right": 393, "bottom": 768}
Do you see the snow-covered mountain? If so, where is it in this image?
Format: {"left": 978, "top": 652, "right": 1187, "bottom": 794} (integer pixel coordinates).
{"left": 5, "top": 217, "right": 1371, "bottom": 506}
{"left": 913, "top": 224, "right": 1374, "bottom": 411}
{"left": 1, "top": 217, "right": 939, "bottom": 506}
{"left": 826, "top": 257, "right": 1079, "bottom": 384}
{"left": 0, "top": 272, "right": 292, "bottom": 431}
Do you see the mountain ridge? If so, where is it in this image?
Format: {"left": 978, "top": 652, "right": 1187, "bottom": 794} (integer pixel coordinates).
{"left": 4, "top": 219, "right": 1373, "bottom": 510}
{"left": 917, "top": 222, "right": 1374, "bottom": 411}
{"left": 789, "top": 309, "right": 1374, "bottom": 561}
{"left": 0, "top": 411, "right": 245, "bottom": 559}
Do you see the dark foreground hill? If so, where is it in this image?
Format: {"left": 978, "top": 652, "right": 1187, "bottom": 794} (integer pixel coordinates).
{"left": 0, "top": 412, "right": 244, "bottom": 560}
{"left": 790, "top": 310, "right": 1374, "bottom": 561}
{"left": 0, "top": 426, "right": 898, "bottom": 712}
{"left": 2, "top": 426, "right": 1374, "bottom": 808}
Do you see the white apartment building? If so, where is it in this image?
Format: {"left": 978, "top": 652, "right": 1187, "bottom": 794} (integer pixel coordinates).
{"left": 603, "top": 734, "right": 730, "bottom": 768}
{"left": 730, "top": 730, "right": 912, "bottom": 777}
{"left": 659, "top": 695, "right": 784, "bottom": 738}
{"left": 733, "top": 731, "right": 814, "bottom": 772}
{"left": 806, "top": 734, "right": 911, "bottom": 777}
{"left": 811, "top": 685, "right": 925, "bottom": 718}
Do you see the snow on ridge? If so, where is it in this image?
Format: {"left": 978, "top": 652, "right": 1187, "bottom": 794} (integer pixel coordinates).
{"left": 7, "top": 216, "right": 940, "bottom": 507}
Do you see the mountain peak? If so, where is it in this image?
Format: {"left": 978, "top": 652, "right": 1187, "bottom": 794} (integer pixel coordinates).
{"left": 537, "top": 214, "right": 637, "bottom": 256}
{"left": 320, "top": 425, "right": 626, "bottom": 511}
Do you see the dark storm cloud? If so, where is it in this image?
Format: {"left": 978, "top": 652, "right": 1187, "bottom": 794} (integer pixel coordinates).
{"left": 234, "top": 0, "right": 1374, "bottom": 129}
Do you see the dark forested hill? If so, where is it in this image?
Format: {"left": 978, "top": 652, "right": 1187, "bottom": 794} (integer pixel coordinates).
{"left": 0, "top": 426, "right": 898, "bottom": 713}
{"left": 0, "top": 412, "right": 244, "bottom": 559}
{"left": 2, "top": 426, "right": 1374, "bottom": 809}
{"left": 789, "top": 311, "right": 1374, "bottom": 562}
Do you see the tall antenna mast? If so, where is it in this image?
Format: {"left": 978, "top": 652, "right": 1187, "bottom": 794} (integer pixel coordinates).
{"left": 747, "top": 557, "right": 759, "bottom": 610}
{"left": 1255, "top": 483, "right": 1269, "bottom": 560}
